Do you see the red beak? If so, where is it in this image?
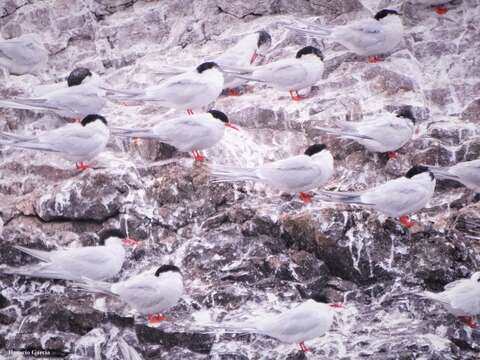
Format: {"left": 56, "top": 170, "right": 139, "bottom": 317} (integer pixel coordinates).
{"left": 225, "top": 123, "right": 240, "bottom": 131}
{"left": 329, "top": 303, "right": 343, "bottom": 308}
{"left": 122, "top": 238, "right": 142, "bottom": 247}
{"left": 250, "top": 51, "right": 258, "bottom": 64}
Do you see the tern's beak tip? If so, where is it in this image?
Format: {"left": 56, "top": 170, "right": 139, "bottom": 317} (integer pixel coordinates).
{"left": 226, "top": 123, "right": 240, "bottom": 131}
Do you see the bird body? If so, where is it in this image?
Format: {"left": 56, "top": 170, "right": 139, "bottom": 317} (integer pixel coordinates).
{"left": 0, "top": 33, "right": 48, "bottom": 75}
{"left": 74, "top": 265, "right": 184, "bottom": 319}
{"left": 2, "top": 230, "right": 137, "bottom": 281}
{"left": 430, "top": 159, "right": 480, "bottom": 192}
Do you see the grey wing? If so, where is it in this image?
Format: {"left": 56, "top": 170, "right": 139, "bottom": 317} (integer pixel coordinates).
{"left": 253, "top": 62, "right": 308, "bottom": 87}
{"left": 146, "top": 77, "right": 210, "bottom": 102}
{"left": 259, "top": 156, "right": 319, "bottom": 189}
{"left": 37, "top": 125, "right": 99, "bottom": 153}
{"left": 116, "top": 277, "right": 164, "bottom": 309}
{"left": 53, "top": 247, "right": 114, "bottom": 270}
{"left": 153, "top": 118, "right": 211, "bottom": 144}
{"left": 336, "top": 20, "right": 386, "bottom": 49}
{"left": 364, "top": 178, "right": 429, "bottom": 215}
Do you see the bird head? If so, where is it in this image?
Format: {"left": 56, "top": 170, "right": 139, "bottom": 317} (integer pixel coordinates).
{"left": 296, "top": 46, "right": 324, "bottom": 61}
{"left": 208, "top": 109, "right": 239, "bottom": 131}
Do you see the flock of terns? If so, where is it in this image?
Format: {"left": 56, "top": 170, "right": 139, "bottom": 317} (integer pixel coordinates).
{"left": 1, "top": 0, "right": 480, "bottom": 354}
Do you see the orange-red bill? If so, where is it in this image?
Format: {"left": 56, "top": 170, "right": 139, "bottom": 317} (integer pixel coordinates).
{"left": 123, "top": 238, "right": 142, "bottom": 247}
{"left": 329, "top": 303, "right": 343, "bottom": 308}
{"left": 225, "top": 123, "right": 240, "bottom": 131}
{"left": 250, "top": 51, "right": 258, "bottom": 64}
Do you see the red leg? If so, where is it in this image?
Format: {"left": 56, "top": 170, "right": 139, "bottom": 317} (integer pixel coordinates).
{"left": 299, "top": 192, "right": 313, "bottom": 204}
{"left": 387, "top": 151, "right": 398, "bottom": 160}
{"left": 192, "top": 150, "right": 205, "bottom": 162}
{"left": 459, "top": 316, "right": 478, "bottom": 329}
{"left": 75, "top": 162, "right": 90, "bottom": 171}
{"left": 147, "top": 313, "right": 167, "bottom": 324}
{"left": 435, "top": 6, "right": 448, "bottom": 15}
{"left": 226, "top": 88, "right": 241, "bottom": 96}
{"left": 299, "top": 341, "right": 310, "bottom": 352}
{"left": 399, "top": 215, "right": 414, "bottom": 228}
{"left": 186, "top": 109, "right": 194, "bottom": 115}
{"left": 368, "top": 56, "right": 381, "bottom": 63}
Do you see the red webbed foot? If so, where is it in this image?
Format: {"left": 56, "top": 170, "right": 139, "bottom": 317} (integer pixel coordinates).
{"left": 226, "top": 88, "right": 241, "bottom": 96}
{"left": 289, "top": 90, "right": 306, "bottom": 101}
{"left": 459, "top": 316, "right": 478, "bottom": 329}
{"left": 368, "top": 56, "right": 382, "bottom": 63}
{"left": 387, "top": 151, "right": 398, "bottom": 160}
{"left": 186, "top": 109, "right": 194, "bottom": 115}
{"left": 299, "top": 192, "right": 313, "bottom": 204}
{"left": 148, "top": 313, "right": 167, "bottom": 324}
{"left": 435, "top": 6, "right": 448, "bottom": 15}
{"left": 399, "top": 215, "right": 414, "bottom": 229}
{"left": 75, "top": 162, "right": 90, "bottom": 171}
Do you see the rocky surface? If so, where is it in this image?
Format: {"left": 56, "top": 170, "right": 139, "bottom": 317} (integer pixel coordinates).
{"left": 1, "top": 0, "right": 480, "bottom": 359}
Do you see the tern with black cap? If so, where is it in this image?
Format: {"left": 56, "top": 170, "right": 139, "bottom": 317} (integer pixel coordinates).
{"left": 210, "top": 143, "right": 334, "bottom": 203}
{"left": 2, "top": 229, "right": 140, "bottom": 281}
{"left": 286, "top": 9, "right": 404, "bottom": 63}
{"left": 316, "top": 108, "right": 416, "bottom": 159}
{"left": 223, "top": 46, "right": 324, "bottom": 101}
{"left": 319, "top": 165, "right": 436, "bottom": 228}
{"left": 73, "top": 264, "right": 184, "bottom": 325}
{"left": 107, "top": 61, "right": 224, "bottom": 115}
{"left": 0, "top": 114, "right": 110, "bottom": 171}
{"left": 112, "top": 110, "right": 238, "bottom": 162}
{"left": 0, "top": 67, "right": 107, "bottom": 119}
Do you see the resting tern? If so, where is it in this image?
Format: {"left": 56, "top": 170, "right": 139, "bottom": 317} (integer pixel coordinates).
{"left": 74, "top": 264, "right": 184, "bottom": 325}
{"left": 2, "top": 229, "right": 140, "bottom": 281}
{"left": 0, "top": 33, "right": 48, "bottom": 75}
{"left": 108, "top": 62, "right": 224, "bottom": 115}
{"left": 421, "top": 272, "right": 480, "bottom": 328}
{"left": 316, "top": 108, "right": 415, "bottom": 159}
{"left": 0, "top": 68, "right": 107, "bottom": 119}
{"left": 429, "top": 159, "right": 480, "bottom": 193}
{"left": 210, "top": 144, "right": 334, "bottom": 203}
{"left": 286, "top": 9, "right": 404, "bottom": 63}
{"left": 112, "top": 110, "right": 238, "bottom": 161}
{"left": 0, "top": 114, "right": 110, "bottom": 171}
{"left": 225, "top": 46, "right": 324, "bottom": 101}
{"left": 319, "top": 165, "right": 436, "bottom": 228}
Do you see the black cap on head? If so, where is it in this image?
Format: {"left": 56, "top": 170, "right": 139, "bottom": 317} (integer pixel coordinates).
{"left": 155, "top": 264, "right": 181, "bottom": 277}
{"left": 405, "top": 165, "right": 433, "bottom": 179}
{"left": 196, "top": 62, "right": 219, "bottom": 74}
{"left": 81, "top": 114, "right": 108, "bottom": 127}
{"left": 98, "top": 229, "right": 126, "bottom": 245}
{"left": 374, "top": 9, "right": 400, "bottom": 20}
{"left": 256, "top": 30, "right": 272, "bottom": 49}
{"left": 304, "top": 143, "right": 327, "bottom": 156}
{"left": 396, "top": 107, "right": 415, "bottom": 124}
{"left": 67, "top": 68, "right": 92, "bottom": 87}
{"left": 208, "top": 109, "right": 229, "bottom": 123}
{"left": 296, "top": 46, "right": 324, "bottom": 61}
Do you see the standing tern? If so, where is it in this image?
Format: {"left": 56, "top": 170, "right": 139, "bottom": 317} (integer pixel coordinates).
{"left": 224, "top": 46, "right": 324, "bottom": 101}
{"left": 112, "top": 110, "right": 238, "bottom": 162}
{"left": 0, "top": 68, "right": 107, "bottom": 119}
{"left": 0, "top": 33, "right": 48, "bottom": 75}
{"left": 154, "top": 31, "right": 272, "bottom": 96}
{"left": 421, "top": 272, "right": 480, "bottom": 328}
{"left": 409, "top": 0, "right": 450, "bottom": 15}
{"left": 319, "top": 165, "right": 436, "bottom": 228}
{"left": 73, "top": 264, "right": 184, "bottom": 325}
{"left": 221, "top": 300, "right": 342, "bottom": 352}
{"left": 429, "top": 159, "right": 480, "bottom": 193}
{"left": 210, "top": 144, "right": 334, "bottom": 203}
{"left": 107, "top": 62, "right": 224, "bottom": 115}
{"left": 316, "top": 108, "right": 415, "bottom": 159}
{"left": 285, "top": 9, "right": 404, "bottom": 63}
{"left": 0, "top": 114, "right": 110, "bottom": 171}
{"left": 2, "top": 229, "right": 140, "bottom": 281}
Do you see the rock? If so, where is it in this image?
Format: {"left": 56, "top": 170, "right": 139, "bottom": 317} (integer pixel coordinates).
{"left": 362, "top": 67, "right": 416, "bottom": 96}
{"left": 461, "top": 98, "right": 480, "bottom": 123}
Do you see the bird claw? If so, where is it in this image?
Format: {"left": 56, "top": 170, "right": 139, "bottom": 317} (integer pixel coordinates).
{"left": 192, "top": 151, "right": 206, "bottom": 162}
{"left": 75, "top": 162, "right": 90, "bottom": 171}
{"left": 368, "top": 56, "right": 381, "bottom": 63}
{"left": 299, "top": 342, "right": 311, "bottom": 352}
{"left": 387, "top": 151, "right": 398, "bottom": 160}
{"left": 459, "top": 316, "right": 478, "bottom": 329}
{"left": 226, "top": 88, "right": 241, "bottom": 96}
